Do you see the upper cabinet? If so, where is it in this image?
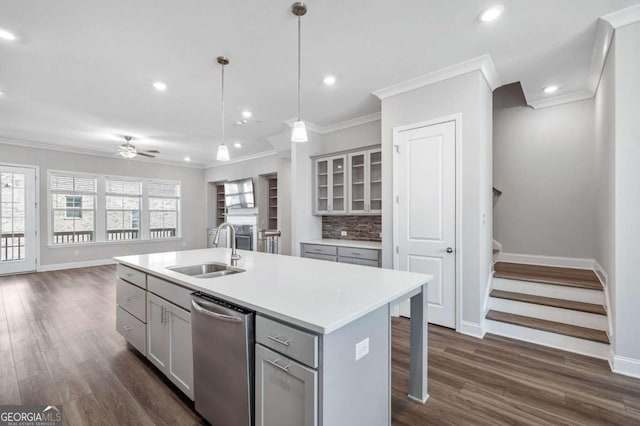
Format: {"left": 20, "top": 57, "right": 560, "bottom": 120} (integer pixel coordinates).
{"left": 314, "top": 154, "right": 347, "bottom": 215}
{"left": 313, "top": 147, "right": 381, "bottom": 216}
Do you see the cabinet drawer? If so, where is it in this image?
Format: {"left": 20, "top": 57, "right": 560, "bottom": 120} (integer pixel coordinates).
{"left": 337, "top": 246, "right": 380, "bottom": 261}
{"left": 117, "top": 264, "right": 147, "bottom": 289}
{"left": 116, "top": 279, "right": 146, "bottom": 322}
{"left": 116, "top": 306, "right": 147, "bottom": 356}
{"left": 338, "top": 257, "right": 379, "bottom": 267}
{"left": 302, "top": 244, "right": 337, "bottom": 256}
{"left": 148, "top": 275, "right": 192, "bottom": 312}
{"left": 303, "top": 253, "right": 336, "bottom": 262}
{"left": 256, "top": 315, "right": 318, "bottom": 369}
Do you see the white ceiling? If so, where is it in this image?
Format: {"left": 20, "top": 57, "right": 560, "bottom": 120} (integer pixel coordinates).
{"left": 1, "top": 0, "right": 638, "bottom": 167}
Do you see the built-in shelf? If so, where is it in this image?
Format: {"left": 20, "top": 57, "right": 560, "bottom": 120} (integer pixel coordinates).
{"left": 371, "top": 161, "right": 382, "bottom": 166}
{"left": 353, "top": 181, "right": 365, "bottom": 185}
{"left": 371, "top": 180, "right": 382, "bottom": 183}
{"left": 266, "top": 175, "right": 278, "bottom": 231}
{"left": 216, "top": 183, "right": 226, "bottom": 226}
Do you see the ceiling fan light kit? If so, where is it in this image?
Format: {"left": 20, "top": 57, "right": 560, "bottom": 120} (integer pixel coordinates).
{"left": 291, "top": 2, "right": 308, "bottom": 143}
{"left": 117, "top": 135, "right": 158, "bottom": 159}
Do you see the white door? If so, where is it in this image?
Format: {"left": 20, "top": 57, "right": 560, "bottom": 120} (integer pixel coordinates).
{"left": 395, "top": 121, "right": 456, "bottom": 328}
{"left": 146, "top": 293, "right": 169, "bottom": 370}
{"left": 0, "top": 165, "right": 37, "bottom": 274}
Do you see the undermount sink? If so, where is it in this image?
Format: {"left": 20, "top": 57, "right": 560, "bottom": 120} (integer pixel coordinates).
{"left": 167, "top": 262, "right": 244, "bottom": 279}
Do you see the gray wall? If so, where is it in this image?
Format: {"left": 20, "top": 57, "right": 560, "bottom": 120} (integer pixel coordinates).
{"left": 380, "top": 71, "right": 493, "bottom": 330}
{"left": 612, "top": 22, "right": 640, "bottom": 366}
{"left": 0, "top": 142, "right": 206, "bottom": 267}
{"left": 493, "top": 84, "right": 598, "bottom": 258}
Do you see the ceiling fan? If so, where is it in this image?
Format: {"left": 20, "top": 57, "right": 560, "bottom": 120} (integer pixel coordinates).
{"left": 116, "top": 136, "right": 159, "bottom": 159}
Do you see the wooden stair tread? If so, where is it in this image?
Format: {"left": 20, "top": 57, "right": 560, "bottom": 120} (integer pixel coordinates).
{"left": 490, "top": 290, "right": 606, "bottom": 315}
{"left": 486, "top": 310, "right": 610, "bottom": 344}
{"left": 494, "top": 262, "right": 602, "bottom": 290}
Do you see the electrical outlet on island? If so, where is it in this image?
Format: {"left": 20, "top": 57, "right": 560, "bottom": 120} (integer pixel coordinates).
{"left": 340, "top": 231, "right": 347, "bottom": 237}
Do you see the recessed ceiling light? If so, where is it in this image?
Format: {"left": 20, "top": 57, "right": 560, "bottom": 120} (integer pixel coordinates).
{"left": 153, "top": 81, "right": 167, "bottom": 91}
{"left": 543, "top": 85, "right": 559, "bottom": 94}
{"left": 242, "top": 119, "right": 248, "bottom": 124}
{"left": 0, "top": 28, "right": 17, "bottom": 41}
{"left": 479, "top": 5, "right": 504, "bottom": 22}
{"left": 323, "top": 75, "right": 336, "bottom": 86}
{"left": 241, "top": 110, "right": 252, "bottom": 119}
{"left": 184, "top": 156, "right": 191, "bottom": 162}
{"left": 234, "top": 142, "right": 242, "bottom": 149}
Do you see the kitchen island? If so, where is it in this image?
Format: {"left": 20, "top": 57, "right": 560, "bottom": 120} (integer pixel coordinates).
{"left": 114, "top": 247, "right": 431, "bottom": 426}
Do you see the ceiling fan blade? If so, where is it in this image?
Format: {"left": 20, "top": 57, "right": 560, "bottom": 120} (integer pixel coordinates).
{"left": 136, "top": 152, "right": 156, "bottom": 158}
{"left": 144, "top": 150, "right": 160, "bottom": 154}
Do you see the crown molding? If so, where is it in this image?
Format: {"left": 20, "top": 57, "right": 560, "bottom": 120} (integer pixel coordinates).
{"left": 0, "top": 136, "right": 205, "bottom": 169}
{"left": 372, "top": 54, "right": 502, "bottom": 100}
{"left": 204, "top": 149, "right": 279, "bottom": 169}
{"left": 602, "top": 3, "right": 640, "bottom": 29}
{"left": 320, "top": 112, "right": 381, "bottom": 134}
{"left": 527, "top": 90, "right": 593, "bottom": 109}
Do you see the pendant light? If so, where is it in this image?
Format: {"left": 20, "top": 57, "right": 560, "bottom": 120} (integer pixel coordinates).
{"left": 216, "top": 56, "right": 230, "bottom": 161}
{"left": 291, "top": 2, "right": 308, "bottom": 143}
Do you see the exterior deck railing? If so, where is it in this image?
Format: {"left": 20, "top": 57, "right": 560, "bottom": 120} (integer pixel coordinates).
{"left": 1, "top": 232, "right": 24, "bottom": 262}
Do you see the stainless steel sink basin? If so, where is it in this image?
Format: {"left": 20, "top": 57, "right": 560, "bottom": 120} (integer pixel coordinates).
{"left": 167, "top": 262, "right": 244, "bottom": 279}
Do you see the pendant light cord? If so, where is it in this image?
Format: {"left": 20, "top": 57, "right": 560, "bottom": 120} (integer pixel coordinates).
{"left": 221, "top": 62, "right": 225, "bottom": 146}
{"left": 297, "top": 14, "right": 301, "bottom": 121}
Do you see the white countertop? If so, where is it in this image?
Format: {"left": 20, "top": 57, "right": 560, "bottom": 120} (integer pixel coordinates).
{"left": 115, "top": 248, "right": 430, "bottom": 335}
{"left": 300, "top": 239, "right": 382, "bottom": 250}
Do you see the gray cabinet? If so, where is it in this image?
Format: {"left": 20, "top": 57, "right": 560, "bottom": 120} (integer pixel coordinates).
{"left": 255, "top": 344, "right": 317, "bottom": 426}
{"left": 348, "top": 148, "right": 382, "bottom": 214}
{"left": 146, "top": 292, "right": 194, "bottom": 399}
{"left": 301, "top": 243, "right": 381, "bottom": 267}
{"left": 313, "top": 155, "right": 347, "bottom": 215}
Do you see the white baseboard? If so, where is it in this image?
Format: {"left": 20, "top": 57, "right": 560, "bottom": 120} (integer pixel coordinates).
{"left": 459, "top": 321, "right": 485, "bottom": 339}
{"left": 38, "top": 258, "right": 115, "bottom": 272}
{"left": 498, "top": 253, "right": 595, "bottom": 270}
{"left": 611, "top": 354, "right": 640, "bottom": 379}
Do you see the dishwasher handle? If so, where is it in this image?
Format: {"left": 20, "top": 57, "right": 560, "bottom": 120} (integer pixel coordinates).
{"left": 191, "top": 299, "right": 242, "bottom": 323}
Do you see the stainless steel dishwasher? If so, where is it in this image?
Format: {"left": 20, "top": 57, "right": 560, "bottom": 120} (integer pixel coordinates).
{"left": 191, "top": 292, "right": 254, "bottom": 426}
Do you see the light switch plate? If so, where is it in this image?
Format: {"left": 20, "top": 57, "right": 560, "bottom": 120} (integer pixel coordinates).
{"left": 341, "top": 231, "right": 348, "bottom": 236}
{"left": 355, "top": 338, "right": 370, "bottom": 361}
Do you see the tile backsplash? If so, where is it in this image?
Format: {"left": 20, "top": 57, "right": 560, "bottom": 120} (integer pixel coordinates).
{"left": 322, "top": 216, "right": 382, "bottom": 241}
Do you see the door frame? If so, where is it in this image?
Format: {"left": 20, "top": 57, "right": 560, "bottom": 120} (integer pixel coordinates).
{"left": 0, "top": 162, "right": 40, "bottom": 274}
{"left": 391, "top": 114, "right": 463, "bottom": 332}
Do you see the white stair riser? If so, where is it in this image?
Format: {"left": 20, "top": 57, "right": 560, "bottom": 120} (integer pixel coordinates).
{"left": 487, "top": 298, "right": 608, "bottom": 331}
{"left": 492, "top": 277, "right": 605, "bottom": 305}
{"left": 485, "top": 319, "right": 610, "bottom": 360}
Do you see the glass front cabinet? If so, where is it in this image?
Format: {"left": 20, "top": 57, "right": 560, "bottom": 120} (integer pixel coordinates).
{"left": 348, "top": 148, "right": 382, "bottom": 215}
{"left": 313, "top": 147, "right": 381, "bottom": 216}
{"left": 313, "top": 154, "right": 347, "bottom": 215}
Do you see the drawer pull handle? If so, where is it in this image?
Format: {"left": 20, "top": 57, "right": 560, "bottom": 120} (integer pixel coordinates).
{"left": 313, "top": 248, "right": 322, "bottom": 252}
{"left": 123, "top": 296, "right": 137, "bottom": 301}
{"left": 123, "top": 325, "right": 133, "bottom": 331}
{"left": 267, "top": 335, "right": 291, "bottom": 346}
{"left": 267, "top": 359, "right": 290, "bottom": 373}
{"left": 351, "top": 252, "right": 361, "bottom": 256}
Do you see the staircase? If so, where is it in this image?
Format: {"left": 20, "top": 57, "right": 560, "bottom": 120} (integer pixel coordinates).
{"left": 485, "top": 261, "right": 610, "bottom": 359}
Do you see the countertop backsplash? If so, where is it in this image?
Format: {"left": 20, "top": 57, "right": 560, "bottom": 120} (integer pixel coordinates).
{"left": 322, "top": 215, "right": 382, "bottom": 242}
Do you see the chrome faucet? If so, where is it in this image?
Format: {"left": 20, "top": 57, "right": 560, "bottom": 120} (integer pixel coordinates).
{"left": 214, "top": 222, "right": 241, "bottom": 266}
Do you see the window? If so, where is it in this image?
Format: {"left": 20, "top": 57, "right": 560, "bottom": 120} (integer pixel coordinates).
{"left": 48, "top": 172, "right": 180, "bottom": 245}
{"left": 148, "top": 182, "right": 180, "bottom": 239}
{"left": 50, "top": 174, "right": 97, "bottom": 244}
{"left": 65, "top": 196, "right": 83, "bottom": 218}
{"left": 105, "top": 179, "right": 142, "bottom": 241}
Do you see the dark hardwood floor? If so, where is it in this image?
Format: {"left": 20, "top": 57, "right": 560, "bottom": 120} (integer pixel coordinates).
{"left": 2, "top": 265, "right": 640, "bottom": 425}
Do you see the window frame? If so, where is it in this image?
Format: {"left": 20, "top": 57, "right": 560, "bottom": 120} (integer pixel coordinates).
{"left": 47, "top": 170, "right": 182, "bottom": 247}
{"left": 49, "top": 172, "right": 97, "bottom": 244}
{"left": 147, "top": 180, "right": 181, "bottom": 240}
{"left": 105, "top": 177, "right": 143, "bottom": 241}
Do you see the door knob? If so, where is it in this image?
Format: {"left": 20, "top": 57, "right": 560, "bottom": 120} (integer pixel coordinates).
{"left": 446, "top": 247, "right": 454, "bottom": 253}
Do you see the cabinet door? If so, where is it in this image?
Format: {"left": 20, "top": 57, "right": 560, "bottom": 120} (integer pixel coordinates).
{"left": 167, "top": 304, "right": 194, "bottom": 400}
{"left": 348, "top": 152, "right": 367, "bottom": 214}
{"left": 314, "top": 158, "right": 330, "bottom": 214}
{"left": 255, "top": 345, "right": 317, "bottom": 426}
{"left": 147, "top": 293, "right": 169, "bottom": 371}
{"left": 367, "top": 149, "right": 382, "bottom": 213}
{"left": 330, "top": 155, "right": 347, "bottom": 214}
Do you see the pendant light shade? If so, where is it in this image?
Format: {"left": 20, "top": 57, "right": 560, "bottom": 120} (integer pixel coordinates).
{"left": 291, "top": 120, "right": 308, "bottom": 142}
{"left": 291, "top": 2, "right": 308, "bottom": 143}
{"left": 216, "top": 56, "right": 230, "bottom": 161}
{"left": 216, "top": 144, "right": 230, "bottom": 161}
